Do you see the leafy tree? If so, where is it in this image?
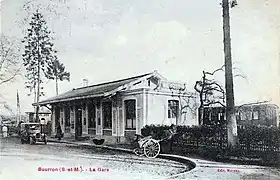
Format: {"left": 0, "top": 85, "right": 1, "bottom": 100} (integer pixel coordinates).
{"left": 45, "top": 55, "right": 70, "bottom": 95}
{"left": 22, "top": 10, "right": 56, "bottom": 122}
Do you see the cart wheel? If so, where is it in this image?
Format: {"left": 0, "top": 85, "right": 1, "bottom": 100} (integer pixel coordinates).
{"left": 143, "top": 139, "right": 160, "bottom": 158}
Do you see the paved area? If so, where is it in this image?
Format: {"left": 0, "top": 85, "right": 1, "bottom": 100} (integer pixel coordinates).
{"left": 166, "top": 154, "right": 280, "bottom": 180}
{"left": 1, "top": 137, "right": 279, "bottom": 179}
{"left": 48, "top": 137, "right": 280, "bottom": 180}
{"left": 0, "top": 137, "right": 188, "bottom": 180}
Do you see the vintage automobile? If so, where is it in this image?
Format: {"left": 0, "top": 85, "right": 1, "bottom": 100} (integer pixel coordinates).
{"left": 20, "top": 123, "right": 47, "bottom": 145}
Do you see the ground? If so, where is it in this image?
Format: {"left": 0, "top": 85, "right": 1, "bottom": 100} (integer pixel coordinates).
{"left": 0, "top": 137, "right": 187, "bottom": 180}
{"left": 1, "top": 137, "right": 279, "bottom": 180}
{"left": 173, "top": 157, "right": 280, "bottom": 180}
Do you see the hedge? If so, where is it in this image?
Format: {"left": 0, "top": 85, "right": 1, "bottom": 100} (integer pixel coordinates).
{"left": 141, "top": 124, "right": 280, "bottom": 166}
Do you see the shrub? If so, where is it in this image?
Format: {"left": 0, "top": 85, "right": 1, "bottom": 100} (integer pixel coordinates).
{"left": 141, "top": 124, "right": 280, "bottom": 165}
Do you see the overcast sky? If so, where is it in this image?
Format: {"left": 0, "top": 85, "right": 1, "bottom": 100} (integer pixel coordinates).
{"left": 0, "top": 0, "right": 279, "bottom": 115}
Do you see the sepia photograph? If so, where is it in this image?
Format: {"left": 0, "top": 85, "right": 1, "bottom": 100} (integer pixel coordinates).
{"left": 0, "top": 0, "right": 280, "bottom": 179}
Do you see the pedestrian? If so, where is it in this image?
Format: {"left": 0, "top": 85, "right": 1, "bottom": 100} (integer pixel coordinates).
{"left": 2, "top": 125, "right": 8, "bottom": 138}
{"left": 56, "top": 124, "right": 62, "bottom": 140}
{"left": 167, "top": 124, "right": 178, "bottom": 152}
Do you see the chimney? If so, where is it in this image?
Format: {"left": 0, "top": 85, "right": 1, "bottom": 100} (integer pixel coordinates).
{"left": 82, "top": 78, "right": 89, "bottom": 87}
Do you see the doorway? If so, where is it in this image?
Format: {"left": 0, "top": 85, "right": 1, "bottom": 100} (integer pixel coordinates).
{"left": 55, "top": 107, "right": 60, "bottom": 132}
{"left": 75, "top": 105, "right": 82, "bottom": 139}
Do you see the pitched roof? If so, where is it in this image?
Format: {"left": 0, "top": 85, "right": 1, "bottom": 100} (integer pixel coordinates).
{"left": 34, "top": 72, "right": 156, "bottom": 106}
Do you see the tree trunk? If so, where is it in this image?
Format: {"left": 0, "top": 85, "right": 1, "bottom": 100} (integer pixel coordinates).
{"left": 222, "top": 0, "right": 238, "bottom": 147}
{"left": 33, "top": 86, "right": 37, "bottom": 113}
{"left": 198, "top": 72, "right": 206, "bottom": 125}
{"left": 35, "top": 41, "right": 41, "bottom": 123}
{"left": 55, "top": 60, "right": 58, "bottom": 95}
{"left": 55, "top": 75, "right": 58, "bottom": 95}
{"left": 198, "top": 106, "right": 204, "bottom": 125}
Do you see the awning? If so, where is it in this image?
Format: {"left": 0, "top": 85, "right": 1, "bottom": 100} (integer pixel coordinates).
{"left": 33, "top": 72, "right": 154, "bottom": 106}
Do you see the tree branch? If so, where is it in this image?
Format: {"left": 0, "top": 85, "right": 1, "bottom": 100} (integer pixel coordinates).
{"left": 204, "top": 101, "right": 226, "bottom": 107}
{"left": 0, "top": 69, "right": 20, "bottom": 85}
{"left": 204, "top": 65, "right": 225, "bottom": 75}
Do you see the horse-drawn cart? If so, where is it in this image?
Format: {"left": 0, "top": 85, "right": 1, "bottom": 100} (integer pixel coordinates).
{"left": 133, "top": 135, "right": 162, "bottom": 158}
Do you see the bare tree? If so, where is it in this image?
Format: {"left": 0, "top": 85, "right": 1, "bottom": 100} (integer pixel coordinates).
{"left": 0, "top": 36, "right": 21, "bottom": 85}
{"left": 0, "top": 94, "right": 15, "bottom": 116}
{"left": 194, "top": 66, "right": 225, "bottom": 125}
{"left": 178, "top": 94, "right": 200, "bottom": 125}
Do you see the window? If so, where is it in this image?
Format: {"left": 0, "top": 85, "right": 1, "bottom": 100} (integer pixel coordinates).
{"left": 240, "top": 111, "right": 246, "bottom": 120}
{"left": 253, "top": 110, "right": 259, "bottom": 120}
{"left": 88, "top": 103, "right": 96, "bottom": 128}
{"left": 168, "top": 100, "right": 179, "bottom": 119}
{"left": 218, "top": 113, "right": 225, "bottom": 121}
{"left": 247, "top": 111, "right": 252, "bottom": 120}
{"left": 124, "top": 100, "right": 136, "bottom": 129}
{"left": 102, "top": 102, "right": 112, "bottom": 129}
{"left": 235, "top": 111, "right": 241, "bottom": 121}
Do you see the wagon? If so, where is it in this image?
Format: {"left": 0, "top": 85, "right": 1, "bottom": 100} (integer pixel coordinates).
{"left": 133, "top": 135, "right": 162, "bottom": 158}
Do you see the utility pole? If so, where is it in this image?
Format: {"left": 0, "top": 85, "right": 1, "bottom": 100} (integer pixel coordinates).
{"left": 222, "top": 0, "right": 238, "bottom": 147}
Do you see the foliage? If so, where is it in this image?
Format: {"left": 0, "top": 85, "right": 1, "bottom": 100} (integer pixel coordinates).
{"left": 22, "top": 11, "right": 56, "bottom": 100}
{"left": 45, "top": 56, "right": 70, "bottom": 81}
{"left": 22, "top": 10, "right": 70, "bottom": 99}
{"left": 44, "top": 56, "right": 70, "bottom": 95}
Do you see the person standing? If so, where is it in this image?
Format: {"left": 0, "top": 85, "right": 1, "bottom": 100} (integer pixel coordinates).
{"left": 2, "top": 125, "right": 8, "bottom": 138}
{"left": 56, "top": 124, "right": 62, "bottom": 140}
{"left": 168, "top": 124, "right": 178, "bottom": 152}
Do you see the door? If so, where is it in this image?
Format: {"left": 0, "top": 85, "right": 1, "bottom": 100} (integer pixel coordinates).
{"left": 102, "top": 102, "right": 112, "bottom": 130}
{"left": 55, "top": 107, "right": 60, "bottom": 134}
{"left": 75, "top": 106, "right": 83, "bottom": 139}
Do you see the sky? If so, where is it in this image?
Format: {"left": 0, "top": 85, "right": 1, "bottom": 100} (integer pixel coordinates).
{"left": 0, "top": 0, "right": 280, "bottom": 115}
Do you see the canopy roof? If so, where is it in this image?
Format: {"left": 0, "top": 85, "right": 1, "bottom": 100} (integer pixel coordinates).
{"left": 33, "top": 71, "right": 163, "bottom": 106}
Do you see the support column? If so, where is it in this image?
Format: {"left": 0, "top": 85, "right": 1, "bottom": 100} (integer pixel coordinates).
{"left": 143, "top": 89, "right": 147, "bottom": 126}
{"left": 51, "top": 105, "right": 56, "bottom": 136}
{"left": 82, "top": 104, "right": 88, "bottom": 135}
{"left": 70, "top": 106, "right": 75, "bottom": 134}
{"left": 61, "top": 107, "right": 65, "bottom": 134}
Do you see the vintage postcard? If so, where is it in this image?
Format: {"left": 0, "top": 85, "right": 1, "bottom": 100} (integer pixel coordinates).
{"left": 0, "top": 0, "right": 279, "bottom": 179}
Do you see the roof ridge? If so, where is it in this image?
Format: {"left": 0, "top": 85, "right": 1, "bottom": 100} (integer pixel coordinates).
{"left": 73, "top": 72, "right": 153, "bottom": 91}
